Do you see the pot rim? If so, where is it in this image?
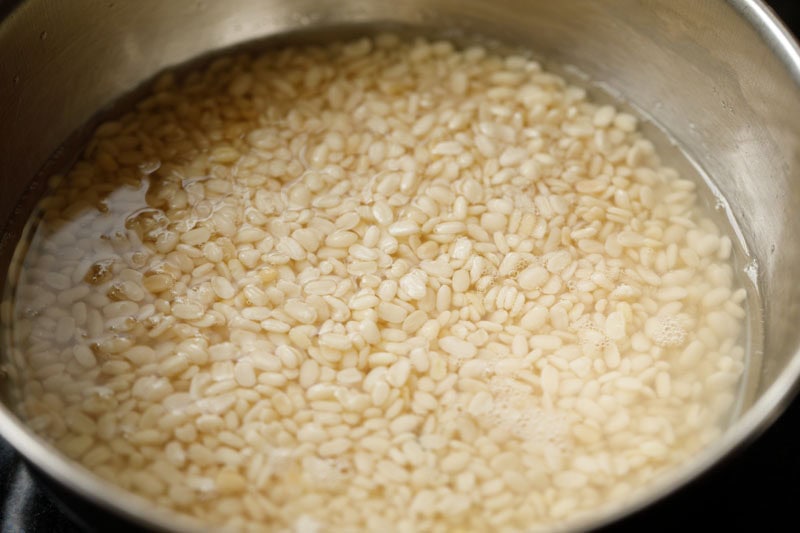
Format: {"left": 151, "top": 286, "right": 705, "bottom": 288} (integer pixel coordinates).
{"left": 0, "top": 0, "right": 799, "bottom": 531}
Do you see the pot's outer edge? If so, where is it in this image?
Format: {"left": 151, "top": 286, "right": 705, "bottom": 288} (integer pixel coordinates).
{"left": 0, "top": 0, "right": 800, "bottom": 531}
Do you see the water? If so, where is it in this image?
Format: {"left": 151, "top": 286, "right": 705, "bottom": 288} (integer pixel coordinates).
{"left": 565, "top": 63, "right": 762, "bottom": 424}
{"left": 0, "top": 28, "right": 764, "bottom": 530}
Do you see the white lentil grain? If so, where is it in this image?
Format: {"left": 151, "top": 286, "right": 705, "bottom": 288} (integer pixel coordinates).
{"left": 438, "top": 336, "right": 477, "bottom": 359}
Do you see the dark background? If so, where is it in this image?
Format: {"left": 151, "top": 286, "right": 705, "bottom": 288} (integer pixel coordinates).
{"left": 2, "top": 1, "right": 800, "bottom": 531}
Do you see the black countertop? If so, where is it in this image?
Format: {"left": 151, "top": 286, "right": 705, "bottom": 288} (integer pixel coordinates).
{"left": 1, "top": 1, "right": 800, "bottom": 531}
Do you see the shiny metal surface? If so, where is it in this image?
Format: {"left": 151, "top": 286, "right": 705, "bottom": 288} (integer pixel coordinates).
{"left": 1, "top": 0, "right": 799, "bottom": 530}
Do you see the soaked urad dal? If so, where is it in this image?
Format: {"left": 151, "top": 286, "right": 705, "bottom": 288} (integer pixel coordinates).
{"left": 3, "top": 35, "right": 748, "bottom": 531}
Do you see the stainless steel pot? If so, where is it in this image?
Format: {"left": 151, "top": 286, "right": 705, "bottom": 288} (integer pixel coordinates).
{"left": 1, "top": 0, "right": 799, "bottom": 531}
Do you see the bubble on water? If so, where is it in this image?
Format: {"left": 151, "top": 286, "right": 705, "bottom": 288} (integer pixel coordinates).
{"left": 743, "top": 258, "right": 758, "bottom": 284}
{"left": 647, "top": 314, "right": 687, "bottom": 348}
{"left": 507, "top": 259, "right": 529, "bottom": 280}
{"left": 510, "top": 406, "right": 569, "bottom": 447}
{"left": 576, "top": 319, "right": 608, "bottom": 351}
{"left": 483, "top": 378, "right": 570, "bottom": 449}
{"left": 571, "top": 315, "right": 594, "bottom": 330}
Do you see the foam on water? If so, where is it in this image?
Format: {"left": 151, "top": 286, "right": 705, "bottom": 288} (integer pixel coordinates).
{"left": 648, "top": 315, "right": 688, "bottom": 349}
